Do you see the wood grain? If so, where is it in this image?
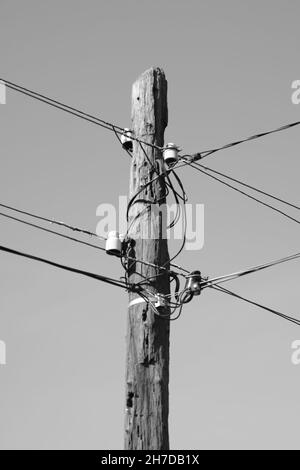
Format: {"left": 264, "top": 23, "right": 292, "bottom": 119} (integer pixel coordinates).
{"left": 124, "top": 68, "right": 170, "bottom": 450}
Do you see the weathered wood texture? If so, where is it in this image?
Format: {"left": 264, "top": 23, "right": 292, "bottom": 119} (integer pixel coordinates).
{"left": 124, "top": 68, "right": 170, "bottom": 450}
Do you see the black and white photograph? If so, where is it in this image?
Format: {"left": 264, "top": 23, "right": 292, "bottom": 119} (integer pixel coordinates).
{"left": 0, "top": 0, "right": 299, "bottom": 454}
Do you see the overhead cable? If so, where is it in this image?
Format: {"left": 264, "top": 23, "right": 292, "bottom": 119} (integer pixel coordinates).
{"left": 0, "top": 201, "right": 106, "bottom": 240}
{"left": 1, "top": 78, "right": 163, "bottom": 151}
{"left": 186, "top": 161, "right": 300, "bottom": 211}
{"left": 0, "top": 244, "right": 128, "bottom": 289}
{"left": 181, "top": 160, "right": 300, "bottom": 226}
{"left": 211, "top": 284, "right": 300, "bottom": 327}
{"left": 190, "top": 120, "right": 300, "bottom": 161}
{"left": 0, "top": 211, "right": 106, "bottom": 252}
{"left": 202, "top": 251, "right": 300, "bottom": 288}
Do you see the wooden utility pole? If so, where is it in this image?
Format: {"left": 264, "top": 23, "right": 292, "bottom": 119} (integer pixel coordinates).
{"left": 124, "top": 68, "right": 170, "bottom": 450}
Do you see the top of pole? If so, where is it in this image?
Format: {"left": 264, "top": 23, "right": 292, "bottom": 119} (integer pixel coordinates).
{"left": 131, "top": 68, "right": 168, "bottom": 149}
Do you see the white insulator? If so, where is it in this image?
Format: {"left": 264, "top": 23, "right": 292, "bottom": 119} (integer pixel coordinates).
{"left": 121, "top": 128, "right": 133, "bottom": 152}
{"left": 106, "top": 231, "right": 122, "bottom": 256}
{"left": 163, "top": 143, "right": 179, "bottom": 166}
{"left": 154, "top": 294, "right": 167, "bottom": 310}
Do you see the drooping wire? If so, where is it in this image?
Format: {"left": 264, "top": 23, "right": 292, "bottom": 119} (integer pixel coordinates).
{"left": 121, "top": 142, "right": 190, "bottom": 304}
{"left": 113, "top": 123, "right": 190, "bottom": 310}
{"left": 136, "top": 287, "right": 192, "bottom": 322}
{"left": 0, "top": 244, "right": 130, "bottom": 290}
{"left": 122, "top": 140, "right": 188, "bottom": 267}
{"left": 164, "top": 168, "right": 188, "bottom": 265}
{"left": 125, "top": 169, "right": 188, "bottom": 281}
{"left": 115, "top": 135, "right": 176, "bottom": 236}
{"left": 210, "top": 284, "right": 300, "bottom": 327}
{"left": 139, "top": 141, "right": 160, "bottom": 175}
{"left": 135, "top": 268, "right": 181, "bottom": 297}
{"left": 165, "top": 169, "right": 188, "bottom": 230}
{"left": 190, "top": 119, "right": 300, "bottom": 161}
{"left": 126, "top": 173, "right": 163, "bottom": 222}
{"left": 131, "top": 264, "right": 189, "bottom": 317}
{"left": 181, "top": 159, "right": 300, "bottom": 226}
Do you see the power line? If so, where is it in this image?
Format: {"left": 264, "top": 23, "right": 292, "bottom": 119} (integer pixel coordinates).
{"left": 0, "top": 211, "right": 106, "bottom": 252}
{"left": 4, "top": 77, "right": 299, "bottom": 323}
{"left": 181, "top": 160, "right": 300, "bottom": 226}
{"left": 187, "top": 161, "right": 300, "bottom": 211}
{"left": 124, "top": 254, "right": 187, "bottom": 278}
{"left": 170, "top": 262, "right": 190, "bottom": 274}
{"left": 0, "top": 244, "right": 128, "bottom": 289}
{"left": 210, "top": 284, "right": 300, "bottom": 327}
{"left": 6, "top": 79, "right": 300, "bottom": 162}
{"left": 1, "top": 78, "right": 163, "bottom": 151}
{"left": 190, "top": 119, "right": 300, "bottom": 160}
{"left": 0, "top": 202, "right": 189, "bottom": 277}
{"left": 1, "top": 78, "right": 125, "bottom": 131}
{"left": 0, "top": 202, "right": 106, "bottom": 240}
{"left": 202, "top": 251, "right": 300, "bottom": 288}
{"left": 4, "top": 81, "right": 116, "bottom": 132}
{"left": 0, "top": 203, "right": 106, "bottom": 240}
{"left": 162, "top": 168, "right": 188, "bottom": 266}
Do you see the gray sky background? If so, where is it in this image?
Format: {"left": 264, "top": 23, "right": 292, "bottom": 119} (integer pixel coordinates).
{"left": 0, "top": 0, "right": 299, "bottom": 450}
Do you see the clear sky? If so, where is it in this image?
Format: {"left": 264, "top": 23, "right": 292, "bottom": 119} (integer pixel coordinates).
{"left": 0, "top": 0, "right": 299, "bottom": 450}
